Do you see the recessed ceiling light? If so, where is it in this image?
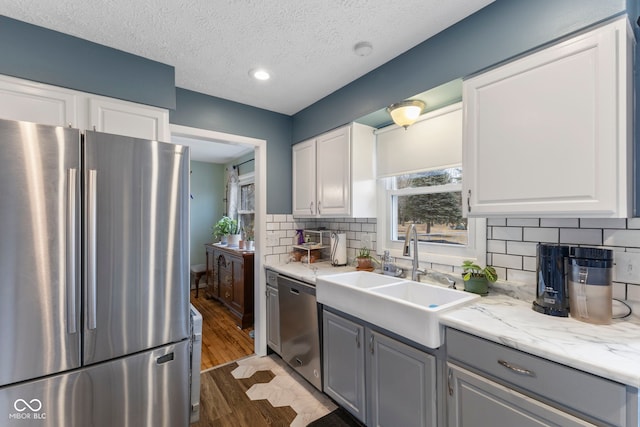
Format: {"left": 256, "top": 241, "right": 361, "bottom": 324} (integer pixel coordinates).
{"left": 249, "top": 68, "right": 270, "bottom": 81}
{"left": 353, "top": 41, "right": 373, "bottom": 57}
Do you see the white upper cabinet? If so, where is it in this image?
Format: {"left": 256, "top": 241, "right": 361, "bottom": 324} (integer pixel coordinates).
{"left": 0, "top": 74, "right": 170, "bottom": 141}
{"left": 292, "top": 138, "right": 318, "bottom": 216}
{"left": 0, "top": 75, "right": 79, "bottom": 127}
{"left": 463, "top": 17, "right": 634, "bottom": 218}
{"left": 89, "top": 97, "right": 170, "bottom": 142}
{"left": 292, "top": 122, "right": 376, "bottom": 218}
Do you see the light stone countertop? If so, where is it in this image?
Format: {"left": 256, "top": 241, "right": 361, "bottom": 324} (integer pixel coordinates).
{"left": 265, "top": 261, "right": 359, "bottom": 284}
{"left": 266, "top": 262, "right": 640, "bottom": 388}
{"left": 440, "top": 293, "right": 640, "bottom": 388}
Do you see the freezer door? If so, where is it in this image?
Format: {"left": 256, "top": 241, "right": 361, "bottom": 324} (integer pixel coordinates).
{"left": 83, "top": 131, "right": 189, "bottom": 365}
{"left": 0, "top": 119, "right": 81, "bottom": 387}
{"left": 0, "top": 340, "right": 190, "bottom": 427}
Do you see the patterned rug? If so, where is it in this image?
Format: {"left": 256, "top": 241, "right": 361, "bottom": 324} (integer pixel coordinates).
{"left": 195, "top": 354, "right": 340, "bottom": 426}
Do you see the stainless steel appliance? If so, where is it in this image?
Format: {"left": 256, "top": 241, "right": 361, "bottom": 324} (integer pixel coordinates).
{"left": 278, "top": 274, "right": 322, "bottom": 390}
{"left": 568, "top": 247, "right": 613, "bottom": 324}
{"left": 532, "top": 244, "right": 570, "bottom": 317}
{"left": 189, "top": 305, "right": 203, "bottom": 423}
{"left": 0, "top": 119, "right": 191, "bottom": 426}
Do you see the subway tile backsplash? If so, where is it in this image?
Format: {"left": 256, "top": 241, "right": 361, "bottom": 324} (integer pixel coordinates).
{"left": 265, "top": 215, "right": 640, "bottom": 302}
{"left": 264, "top": 215, "right": 377, "bottom": 266}
{"left": 487, "top": 218, "right": 640, "bottom": 301}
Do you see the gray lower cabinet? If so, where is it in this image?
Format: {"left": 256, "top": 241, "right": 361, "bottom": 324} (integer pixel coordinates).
{"left": 323, "top": 310, "right": 366, "bottom": 421}
{"left": 447, "top": 363, "right": 595, "bottom": 427}
{"left": 323, "top": 309, "right": 436, "bottom": 427}
{"left": 266, "top": 284, "right": 281, "bottom": 355}
{"left": 446, "top": 328, "right": 638, "bottom": 427}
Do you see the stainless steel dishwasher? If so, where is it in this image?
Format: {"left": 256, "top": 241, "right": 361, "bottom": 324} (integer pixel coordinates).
{"left": 278, "top": 274, "right": 322, "bottom": 390}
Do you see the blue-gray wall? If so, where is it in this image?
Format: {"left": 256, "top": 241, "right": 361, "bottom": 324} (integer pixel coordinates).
{"left": 170, "top": 88, "right": 292, "bottom": 214}
{"left": 0, "top": 0, "right": 634, "bottom": 215}
{"left": 190, "top": 161, "right": 225, "bottom": 265}
{"left": 0, "top": 16, "right": 176, "bottom": 109}
{"left": 292, "top": 0, "right": 628, "bottom": 142}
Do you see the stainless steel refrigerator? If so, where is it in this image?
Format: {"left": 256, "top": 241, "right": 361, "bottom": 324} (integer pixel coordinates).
{"left": 0, "top": 118, "right": 191, "bottom": 426}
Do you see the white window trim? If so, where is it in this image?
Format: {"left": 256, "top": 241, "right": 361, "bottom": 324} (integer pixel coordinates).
{"left": 376, "top": 178, "right": 486, "bottom": 269}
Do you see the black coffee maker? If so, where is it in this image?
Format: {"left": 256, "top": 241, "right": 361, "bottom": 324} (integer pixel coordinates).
{"left": 532, "top": 244, "right": 570, "bottom": 317}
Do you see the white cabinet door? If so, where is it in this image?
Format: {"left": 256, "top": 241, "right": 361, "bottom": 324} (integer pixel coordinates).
{"left": 369, "top": 330, "right": 436, "bottom": 427}
{"left": 292, "top": 139, "right": 317, "bottom": 216}
{"left": 463, "top": 17, "right": 632, "bottom": 218}
{"left": 322, "top": 310, "right": 366, "bottom": 423}
{"left": 88, "top": 97, "right": 170, "bottom": 142}
{"left": 317, "top": 125, "right": 350, "bottom": 216}
{"left": 447, "top": 364, "right": 596, "bottom": 427}
{"left": 266, "top": 285, "right": 280, "bottom": 355}
{"left": 0, "top": 74, "right": 79, "bottom": 127}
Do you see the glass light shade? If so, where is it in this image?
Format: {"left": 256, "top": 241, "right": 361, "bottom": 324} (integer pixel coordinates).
{"left": 387, "top": 100, "right": 426, "bottom": 129}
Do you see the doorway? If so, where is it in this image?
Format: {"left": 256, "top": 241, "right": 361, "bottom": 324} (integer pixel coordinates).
{"left": 170, "top": 124, "right": 268, "bottom": 370}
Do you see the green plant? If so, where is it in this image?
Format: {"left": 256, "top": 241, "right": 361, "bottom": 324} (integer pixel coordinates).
{"left": 242, "top": 224, "right": 254, "bottom": 241}
{"left": 461, "top": 260, "right": 497, "bottom": 282}
{"left": 213, "top": 216, "right": 239, "bottom": 238}
{"left": 357, "top": 247, "right": 380, "bottom": 264}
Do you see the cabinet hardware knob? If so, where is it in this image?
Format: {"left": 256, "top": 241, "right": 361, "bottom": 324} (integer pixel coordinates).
{"left": 498, "top": 359, "right": 535, "bottom": 377}
{"left": 369, "top": 334, "right": 374, "bottom": 355}
{"left": 318, "top": 201, "right": 321, "bottom": 214}
{"left": 309, "top": 201, "right": 313, "bottom": 214}
{"left": 467, "top": 189, "right": 471, "bottom": 213}
{"left": 356, "top": 330, "right": 360, "bottom": 348}
{"left": 447, "top": 368, "right": 454, "bottom": 396}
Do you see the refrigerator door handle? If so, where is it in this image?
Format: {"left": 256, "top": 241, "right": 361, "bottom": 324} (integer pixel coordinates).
{"left": 87, "top": 169, "right": 98, "bottom": 330}
{"left": 66, "top": 168, "right": 78, "bottom": 334}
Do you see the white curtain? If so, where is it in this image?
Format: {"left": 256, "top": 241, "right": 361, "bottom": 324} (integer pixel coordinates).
{"left": 227, "top": 166, "right": 239, "bottom": 220}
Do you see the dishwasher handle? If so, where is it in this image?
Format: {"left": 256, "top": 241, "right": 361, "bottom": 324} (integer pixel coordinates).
{"left": 289, "top": 288, "right": 300, "bottom": 295}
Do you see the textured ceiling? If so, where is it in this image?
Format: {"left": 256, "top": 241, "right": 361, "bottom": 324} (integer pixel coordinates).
{"left": 2, "top": 0, "right": 494, "bottom": 116}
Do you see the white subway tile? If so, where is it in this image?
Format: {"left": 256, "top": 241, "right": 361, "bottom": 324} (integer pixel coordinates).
{"left": 265, "top": 214, "right": 273, "bottom": 222}
{"left": 265, "top": 254, "right": 279, "bottom": 264}
{"left": 280, "top": 222, "right": 294, "bottom": 230}
{"left": 523, "top": 227, "right": 558, "bottom": 243}
{"left": 492, "top": 227, "right": 523, "bottom": 241}
{"left": 523, "top": 256, "right": 537, "bottom": 271}
{"left": 627, "top": 218, "right": 640, "bottom": 229}
{"left": 507, "top": 218, "right": 539, "bottom": 227}
{"left": 266, "top": 222, "right": 280, "bottom": 231}
{"left": 506, "top": 241, "right": 537, "bottom": 257}
{"left": 487, "top": 218, "right": 506, "bottom": 226}
{"left": 627, "top": 283, "right": 640, "bottom": 302}
{"left": 540, "top": 218, "right": 579, "bottom": 228}
{"left": 579, "top": 218, "right": 626, "bottom": 229}
{"left": 560, "top": 228, "right": 602, "bottom": 245}
{"left": 492, "top": 266, "right": 507, "bottom": 281}
{"left": 273, "top": 214, "right": 287, "bottom": 222}
{"left": 487, "top": 240, "right": 506, "bottom": 254}
{"left": 612, "top": 282, "right": 626, "bottom": 300}
{"left": 362, "top": 223, "right": 375, "bottom": 232}
{"left": 492, "top": 253, "right": 522, "bottom": 269}
{"left": 350, "top": 223, "right": 363, "bottom": 232}
{"left": 507, "top": 269, "right": 536, "bottom": 285}
{"left": 273, "top": 245, "right": 287, "bottom": 255}
{"left": 604, "top": 229, "right": 640, "bottom": 248}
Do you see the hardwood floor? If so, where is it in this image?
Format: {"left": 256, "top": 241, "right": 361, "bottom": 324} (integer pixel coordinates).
{"left": 190, "top": 289, "right": 255, "bottom": 370}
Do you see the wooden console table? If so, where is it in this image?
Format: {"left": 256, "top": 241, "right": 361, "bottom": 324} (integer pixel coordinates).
{"left": 205, "top": 243, "right": 254, "bottom": 329}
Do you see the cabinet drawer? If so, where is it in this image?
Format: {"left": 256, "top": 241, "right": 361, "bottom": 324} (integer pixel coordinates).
{"left": 446, "top": 328, "right": 627, "bottom": 426}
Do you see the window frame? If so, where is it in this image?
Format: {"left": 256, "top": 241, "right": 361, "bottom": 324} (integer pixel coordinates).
{"left": 376, "top": 172, "right": 486, "bottom": 269}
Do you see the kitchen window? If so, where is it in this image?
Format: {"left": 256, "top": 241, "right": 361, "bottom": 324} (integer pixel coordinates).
{"left": 375, "top": 102, "right": 485, "bottom": 267}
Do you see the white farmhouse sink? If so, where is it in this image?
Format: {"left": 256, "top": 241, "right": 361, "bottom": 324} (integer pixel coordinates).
{"left": 316, "top": 271, "right": 479, "bottom": 348}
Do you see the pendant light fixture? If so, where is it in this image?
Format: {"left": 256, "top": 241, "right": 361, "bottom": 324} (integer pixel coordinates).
{"left": 387, "top": 100, "right": 426, "bottom": 129}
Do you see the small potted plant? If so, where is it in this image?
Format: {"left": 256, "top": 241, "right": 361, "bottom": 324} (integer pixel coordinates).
{"left": 213, "top": 216, "right": 240, "bottom": 246}
{"left": 242, "top": 224, "right": 254, "bottom": 250}
{"left": 356, "top": 247, "right": 380, "bottom": 271}
{"left": 461, "top": 260, "right": 497, "bottom": 296}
